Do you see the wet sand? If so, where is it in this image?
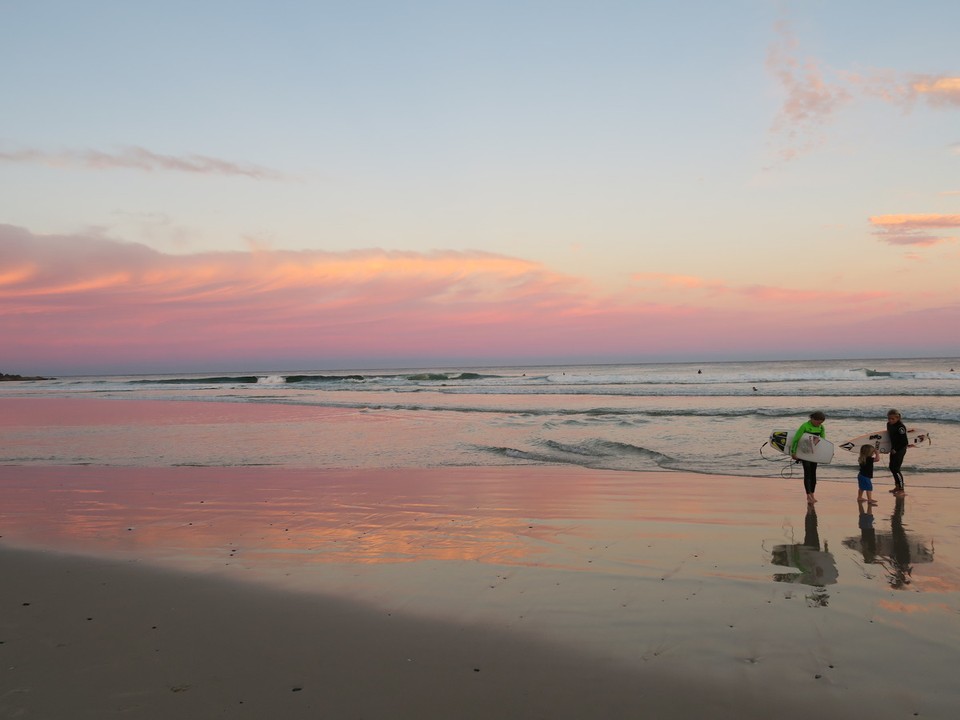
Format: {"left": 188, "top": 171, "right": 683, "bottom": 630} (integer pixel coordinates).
{"left": 2, "top": 466, "right": 959, "bottom": 719}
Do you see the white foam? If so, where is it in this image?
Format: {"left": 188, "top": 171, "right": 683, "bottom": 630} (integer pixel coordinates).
{"left": 256, "top": 375, "right": 287, "bottom": 385}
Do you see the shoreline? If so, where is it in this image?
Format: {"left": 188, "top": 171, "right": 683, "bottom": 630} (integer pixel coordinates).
{"left": 2, "top": 465, "right": 960, "bottom": 718}
{"left": 1, "top": 396, "right": 958, "bottom": 488}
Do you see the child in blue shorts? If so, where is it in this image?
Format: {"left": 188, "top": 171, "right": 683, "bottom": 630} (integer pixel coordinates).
{"left": 857, "top": 444, "right": 879, "bottom": 505}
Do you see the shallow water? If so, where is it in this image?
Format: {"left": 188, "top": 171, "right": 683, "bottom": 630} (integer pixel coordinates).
{"left": 1, "top": 358, "right": 958, "bottom": 488}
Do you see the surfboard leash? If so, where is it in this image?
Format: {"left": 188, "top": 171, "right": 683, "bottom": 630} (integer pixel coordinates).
{"left": 759, "top": 440, "right": 797, "bottom": 478}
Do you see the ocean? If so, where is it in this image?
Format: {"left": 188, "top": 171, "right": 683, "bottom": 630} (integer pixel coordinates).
{"left": 2, "top": 357, "right": 958, "bottom": 489}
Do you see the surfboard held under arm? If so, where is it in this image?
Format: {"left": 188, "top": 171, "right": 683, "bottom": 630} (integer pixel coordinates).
{"left": 838, "top": 428, "right": 932, "bottom": 454}
{"left": 769, "top": 430, "right": 835, "bottom": 464}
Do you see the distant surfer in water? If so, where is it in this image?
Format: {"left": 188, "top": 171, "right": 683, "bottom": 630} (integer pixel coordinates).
{"left": 791, "top": 411, "right": 827, "bottom": 504}
{"left": 886, "top": 409, "right": 909, "bottom": 496}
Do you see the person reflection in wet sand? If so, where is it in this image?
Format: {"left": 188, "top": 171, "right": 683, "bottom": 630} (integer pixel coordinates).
{"left": 843, "top": 494, "right": 933, "bottom": 586}
{"left": 804, "top": 504, "right": 820, "bottom": 549}
{"left": 887, "top": 495, "right": 912, "bottom": 589}
{"left": 771, "top": 506, "right": 837, "bottom": 601}
{"left": 857, "top": 499, "right": 877, "bottom": 564}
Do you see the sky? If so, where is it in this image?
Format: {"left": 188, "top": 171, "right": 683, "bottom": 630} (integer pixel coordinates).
{"left": 2, "top": 0, "right": 959, "bottom": 374}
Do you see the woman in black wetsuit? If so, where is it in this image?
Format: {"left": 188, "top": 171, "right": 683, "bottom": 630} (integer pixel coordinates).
{"left": 887, "top": 409, "right": 908, "bottom": 495}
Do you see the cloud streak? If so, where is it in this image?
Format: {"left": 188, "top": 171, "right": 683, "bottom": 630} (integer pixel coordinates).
{"left": 911, "top": 76, "right": 960, "bottom": 107}
{"left": 847, "top": 71, "right": 960, "bottom": 109}
{"left": 631, "top": 273, "right": 888, "bottom": 305}
{"left": 869, "top": 214, "right": 960, "bottom": 247}
{"left": 2, "top": 225, "right": 957, "bottom": 372}
{"left": 0, "top": 145, "right": 285, "bottom": 180}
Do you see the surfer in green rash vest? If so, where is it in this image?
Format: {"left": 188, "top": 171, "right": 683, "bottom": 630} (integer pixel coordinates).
{"left": 791, "top": 411, "right": 827, "bottom": 505}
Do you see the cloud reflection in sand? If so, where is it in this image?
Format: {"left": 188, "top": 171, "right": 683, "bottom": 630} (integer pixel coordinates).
{"left": 3, "top": 465, "right": 959, "bottom": 604}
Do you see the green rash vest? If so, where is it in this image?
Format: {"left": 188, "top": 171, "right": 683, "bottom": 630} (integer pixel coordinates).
{"left": 790, "top": 421, "right": 825, "bottom": 454}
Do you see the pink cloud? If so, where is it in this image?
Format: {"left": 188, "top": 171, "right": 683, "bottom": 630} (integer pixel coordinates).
{"left": 869, "top": 214, "right": 960, "bottom": 247}
{"left": 1, "top": 225, "right": 956, "bottom": 372}
{"left": 766, "top": 23, "right": 959, "bottom": 163}
{"left": 632, "top": 272, "right": 887, "bottom": 305}
{"left": 631, "top": 273, "right": 729, "bottom": 292}
{"left": 0, "top": 145, "right": 284, "bottom": 180}
{"left": 766, "top": 22, "right": 851, "bottom": 162}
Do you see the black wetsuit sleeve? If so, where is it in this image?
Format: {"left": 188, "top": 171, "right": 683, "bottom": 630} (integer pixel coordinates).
{"left": 888, "top": 422, "right": 908, "bottom": 452}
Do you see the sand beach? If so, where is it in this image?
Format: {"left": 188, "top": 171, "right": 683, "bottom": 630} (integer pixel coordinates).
{"left": 2, "top": 463, "right": 959, "bottom": 719}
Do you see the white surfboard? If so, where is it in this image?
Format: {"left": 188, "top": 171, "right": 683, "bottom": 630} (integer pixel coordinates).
{"left": 769, "top": 430, "right": 835, "bottom": 464}
{"left": 838, "top": 428, "right": 932, "bottom": 454}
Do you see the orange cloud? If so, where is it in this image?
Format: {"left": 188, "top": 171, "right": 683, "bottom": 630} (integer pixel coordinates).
{"left": 912, "top": 76, "right": 960, "bottom": 106}
{"left": 848, "top": 72, "right": 960, "bottom": 109}
{"left": 0, "top": 144, "right": 284, "bottom": 180}
{"left": 869, "top": 214, "right": 960, "bottom": 247}
{"left": 870, "top": 214, "right": 960, "bottom": 227}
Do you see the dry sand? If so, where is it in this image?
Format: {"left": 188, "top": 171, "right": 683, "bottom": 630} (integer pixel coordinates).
{"left": 2, "top": 465, "right": 959, "bottom": 719}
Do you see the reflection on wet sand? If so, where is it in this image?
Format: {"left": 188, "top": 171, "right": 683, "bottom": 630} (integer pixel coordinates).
{"left": 0, "top": 466, "right": 748, "bottom": 579}
{"left": 770, "top": 506, "right": 836, "bottom": 606}
{"left": 2, "top": 468, "right": 557, "bottom": 567}
{"left": 842, "top": 496, "right": 934, "bottom": 590}
{"left": 4, "top": 465, "right": 957, "bottom": 606}
{"left": 855, "top": 499, "right": 877, "bottom": 564}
